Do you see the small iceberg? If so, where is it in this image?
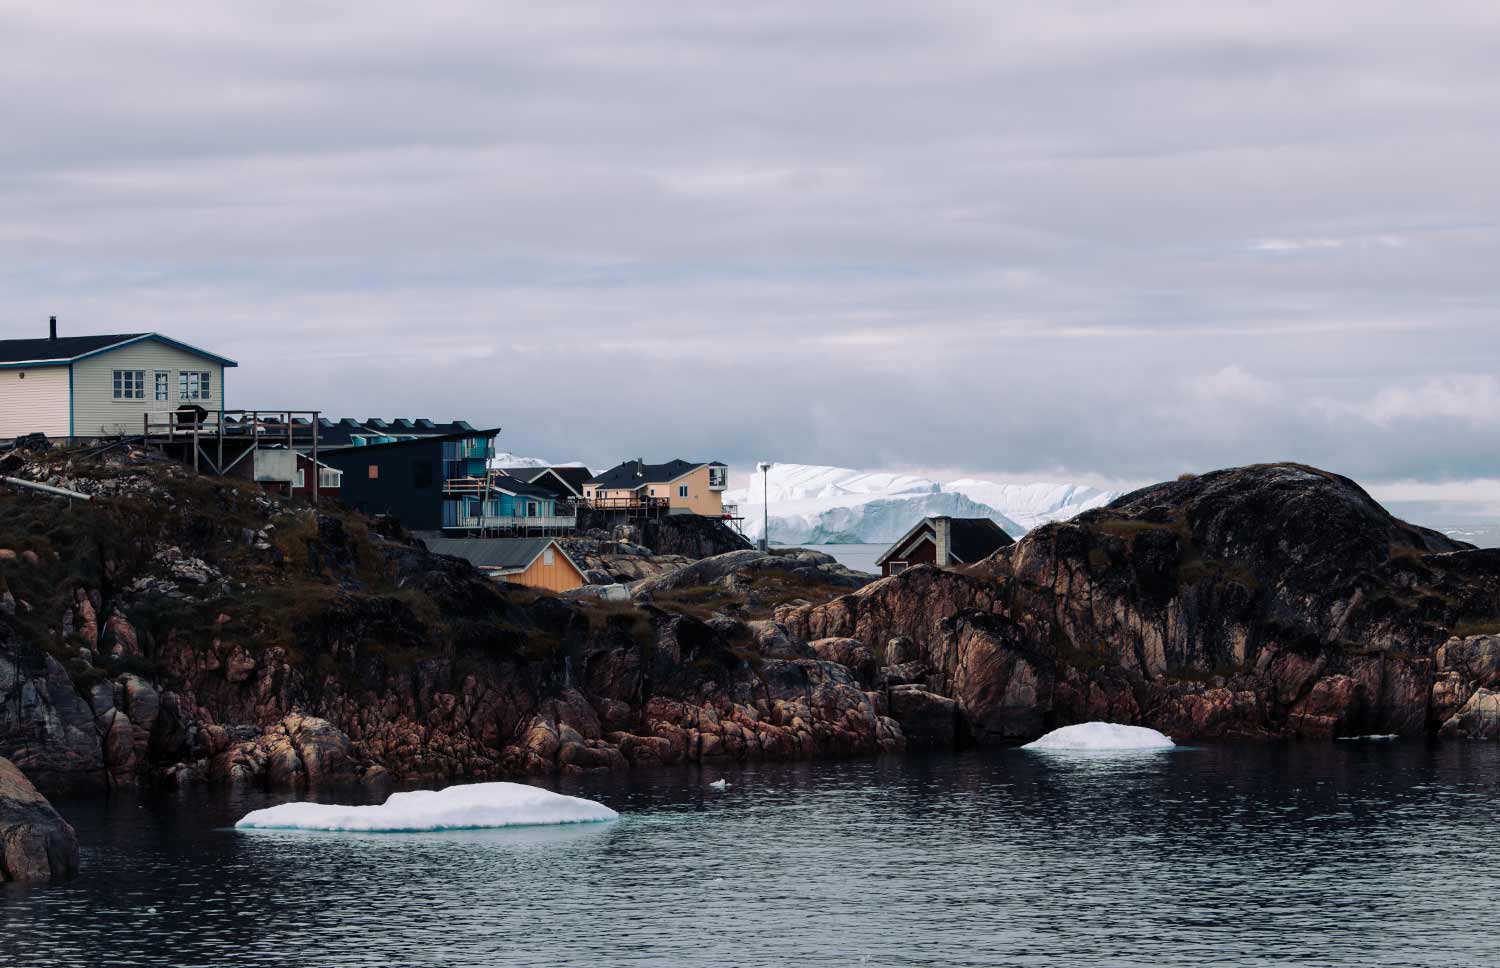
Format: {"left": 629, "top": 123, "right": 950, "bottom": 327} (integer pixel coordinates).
{"left": 708, "top": 779, "right": 729, "bottom": 791}
{"left": 235, "top": 782, "right": 619, "bottom": 832}
{"left": 1022, "top": 722, "right": 1175, "bottom": 751}
{"left": 1337, "top": 734, "right": 1399, "bottom": 741}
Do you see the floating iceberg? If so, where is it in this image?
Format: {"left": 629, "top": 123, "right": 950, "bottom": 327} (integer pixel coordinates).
{"left": 727, "top": 463, "right": 1117, "bottom": 544}
{"left": 708, "top": 779, "right": 729, "bottom": 790}
{"left": 235, "top": 782, "right": 619, "bottom": 832}
{"left": 1022, "top": 722, "right": 1175, "bottom": 751}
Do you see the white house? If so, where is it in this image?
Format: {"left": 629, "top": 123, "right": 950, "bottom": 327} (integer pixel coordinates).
{"left": 0, "top": 319, "right": 237, "bottom": 440}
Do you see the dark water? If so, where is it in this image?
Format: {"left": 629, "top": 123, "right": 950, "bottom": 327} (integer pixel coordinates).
{"left": 5, "top": 742, "right": 1500, "bottom": 967}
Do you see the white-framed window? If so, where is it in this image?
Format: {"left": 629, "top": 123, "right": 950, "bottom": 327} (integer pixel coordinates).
{"left": 179, "top": 370, "right": 212, "bottom": 401}
{"left": 708, "top": 466, "right": 727, "bottom": 488}
{"left": 678, "top": 484, "right": 689, "bottom": 498}
{"left": 543, "top": 548, "right": 555, "bottom": 565}
{"left": 889, "top": 561, "right": 908, "bottom": 575}
{"left": 526, "top": 501, "right": 539, "bottom": 517}
{"left": 154, "top": 371, "right": 171, "bottom": 401}
{"left": 112, "top": 370, "right": 145, "bottom": 399}
{"left": 295, "top": 469, "right": 306, "bottom": 489}
{"left": 318, "top": 467, "right": 342, "bottom": 488}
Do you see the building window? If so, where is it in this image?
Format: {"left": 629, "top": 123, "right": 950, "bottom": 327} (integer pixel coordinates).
{"left": 678, "top": 484, "right": 689, "bottom": 498}
{"left": 708, "top": 466, "right": 727, "bottom": 488}
{"left": 368, "top": 465, "right": 379, "bottom": 480}
{"left": 179, "top": 371, "right": 211, "bottom": 401}
{"left": 889, "top": 562, "right": 908, "bottom": 575}
{"left": 318, "top": 467, "right": 342, "bottom": 489}
{"left": 154, "top": 371, "right": 171, "bottom": 401}
{"left": 112, "top": 370, "right": 145, "bottom": 399}
{"left": 543, "top": 548, "right": 555, "bottom": 565}
{"left": 526, "top": 501, "right": 539, "bottom": 517}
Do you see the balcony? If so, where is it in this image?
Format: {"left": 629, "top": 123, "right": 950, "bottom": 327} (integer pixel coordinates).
{"left": 446, "top": 513, "right": 577, "bottom": 532}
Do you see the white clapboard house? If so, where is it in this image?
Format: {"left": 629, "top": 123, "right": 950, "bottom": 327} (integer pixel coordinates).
{"left": 0, "top": 318, "right": 237, "bottom": 440}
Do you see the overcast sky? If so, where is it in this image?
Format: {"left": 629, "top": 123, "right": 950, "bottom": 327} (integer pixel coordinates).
{"left": 3, "top": 2, "right": 1498, "bottom": 506}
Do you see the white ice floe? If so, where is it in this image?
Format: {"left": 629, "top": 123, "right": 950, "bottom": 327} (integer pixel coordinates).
{"left": 708, "top": 779, "right": 729, "bottom": 790}
{"left": 235, "top": 782, "right": 619, "bottom": 832}
{"left": 1022, "top": 722, "right": 1175, "bottom": 751}
{"left": 1336, "top": 734, "right": 1400, "bottom": 741}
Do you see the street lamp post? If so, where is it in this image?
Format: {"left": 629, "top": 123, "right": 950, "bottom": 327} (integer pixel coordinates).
{"left": 757, "top": 461, "right": 773, "bottom": 552}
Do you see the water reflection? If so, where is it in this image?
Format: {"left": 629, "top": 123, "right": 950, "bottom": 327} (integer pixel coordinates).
{"left": 3, "top": 742, "right": 1496, "bottom": 967}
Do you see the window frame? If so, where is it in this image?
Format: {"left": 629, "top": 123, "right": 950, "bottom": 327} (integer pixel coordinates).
{"left": 154, "top": 370, "right": 172, "bottom": 402}
{"left": 178, "top": 370, "right": 212, "bottom": 401}
{"left": 112, "top": 369, "right": 146, "bottom": 400}
{"left": 678, "top": 484, "right": 689, "bottom": 498}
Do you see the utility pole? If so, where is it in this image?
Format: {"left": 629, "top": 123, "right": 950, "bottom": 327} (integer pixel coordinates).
{"left": 757, "top": 461, "right": 773, "bottom": 552}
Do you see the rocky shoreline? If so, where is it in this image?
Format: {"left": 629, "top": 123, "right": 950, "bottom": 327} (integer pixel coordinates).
{"left": 3, "top": 457, "right": 1499, "bottom": 844}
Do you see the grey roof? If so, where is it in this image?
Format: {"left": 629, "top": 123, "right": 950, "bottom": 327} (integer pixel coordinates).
{"left": 490, "top": 477, "right": 558, "bottom": 499}
{"left": 876, "top": 516, "right": 1015, "bottom": 566}
{"left": 0, "top": 332, "right": 238, "bottom": 368}
{"left": 423, "top": 537, "right": 574, "bottom": 572}
{"left": 587, "top": 458, "right": 724, "bottom": 488}
{"left": 496, "top": 465, "right": 593, "bottom": 499}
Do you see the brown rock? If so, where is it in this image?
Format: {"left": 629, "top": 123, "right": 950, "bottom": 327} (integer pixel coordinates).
{"left": 0, "top": 757, "right": 79, "bottom": 884}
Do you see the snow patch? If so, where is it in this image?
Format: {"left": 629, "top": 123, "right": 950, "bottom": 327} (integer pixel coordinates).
{"left": 1022, "top": 722, "right": 1175, "bottom": 751}
{"left": 235, "top": 782, "right": 619, "bottom": 832}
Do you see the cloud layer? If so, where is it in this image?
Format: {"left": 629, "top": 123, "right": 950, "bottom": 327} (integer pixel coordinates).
{"left": 3, "top": 2, "right": 1498, "bottom": 487}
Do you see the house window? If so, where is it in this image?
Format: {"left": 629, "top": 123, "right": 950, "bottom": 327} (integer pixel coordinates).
{"left": 678, "top": 484, "right": 689, "bottom": 498}
{"left": 154, "top": 371, "right": 171, "bottom": 401}
{"left": 368, "top": 465, "right": 379, "bottom": 480}
{"left": 179, "top": 371, "right": 211, "bottom": 401}
{"left": 889, "top": 562, "right": 908, "bottom": 575}
{"left": 318, "top": 468, "right": 342, "bottom": 489}
{"left": 708, "top": 466, "right": 727, "bottom": 488}
{"left": 526, "top": 501, "right": 539, "bottom": 517}
{"left": 543, "top": 548, "right": 555, "bottom": 565}
{"left": 112, "top": 370, "right": 145, "bottom": 399}
{"left": 295, "top": 469, "right": 306, "bottom": 490}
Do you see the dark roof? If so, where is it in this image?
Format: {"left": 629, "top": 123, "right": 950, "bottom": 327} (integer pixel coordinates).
{"left": 876, "top": 516, "right": 1014, "bottom": 566}
{"left": 318, "top": 427, "right": 500, "bottom": 457}
{"left": 0, "top": 332, "right": 239, "bottom": 368}
{"left": 423, "top": 537, "right": 576, "bottom": 572}
{"left": 949, "top": 518, "right": 1015, "bottom": 563}
{"left": 490, "top": 477, "right": 558, "bottom": 500}
{"left": 248, "top": 417, "right": 489, "bottom": 449}
{"left": 495, "top": 466, "right": 593, "bottom": 498}
{"left": 587, "top": 458, "right": 724, "bottom": 488}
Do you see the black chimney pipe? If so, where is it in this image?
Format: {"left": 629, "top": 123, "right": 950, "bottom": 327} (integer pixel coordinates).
{"left": 49, "top": 316, "right": 56, "bottom": 340}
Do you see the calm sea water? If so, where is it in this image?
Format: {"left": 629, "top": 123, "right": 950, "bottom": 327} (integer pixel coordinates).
{"left": 782, "top": 543, "right": 887, "bottom": 573}
{"left": 5, "top": 742, "right": 1500, "bottom": 967}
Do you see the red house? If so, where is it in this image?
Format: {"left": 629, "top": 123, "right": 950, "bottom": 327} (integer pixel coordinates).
{"left": 875, "top": 516, "right": 1014, "bottom": 577}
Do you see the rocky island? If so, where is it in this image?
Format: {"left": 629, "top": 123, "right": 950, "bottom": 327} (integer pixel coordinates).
{"left": 3, "top": 456, "right": 1499, "bottom": 881}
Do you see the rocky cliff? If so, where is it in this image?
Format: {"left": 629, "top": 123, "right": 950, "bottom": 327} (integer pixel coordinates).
{"left": 779, "top": 463, "right": 1500, "bottom": 742}
{"left": 0, "top": 453, "right": 898, "bottom": 795}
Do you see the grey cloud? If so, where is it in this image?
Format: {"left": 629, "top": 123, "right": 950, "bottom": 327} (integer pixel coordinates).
{"left": 1, "top": 1, "right": 1498, "bottom": 491}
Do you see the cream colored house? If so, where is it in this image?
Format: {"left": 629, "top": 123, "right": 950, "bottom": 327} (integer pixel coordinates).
{"left": 0, "top": 321, "right": 236, "bottom": 440}
{"left": 582, "top": 459, "right": 729, "bottom": 516}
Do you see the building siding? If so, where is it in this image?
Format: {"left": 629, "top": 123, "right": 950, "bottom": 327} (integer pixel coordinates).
{"left": 881, "top": 535, "right": 937, "bottom": 577}
{"left": 320, "top": 439, "right": 446, "bottom": 531}
{"left": 0, "top": 366, "right": 70, "bottom": 438}
{"left": 504, "top": 546, "right": 585, "bottom": 593}
{"left": 664, "top": 465, "right": 725, "bottom": 516}
{"left": 70, "top": 339, "right": 226, "bottom": 438}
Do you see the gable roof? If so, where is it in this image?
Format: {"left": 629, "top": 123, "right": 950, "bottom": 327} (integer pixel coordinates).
{"left": 422, "top": 537, "right": 580, "bottom": 574}
{"left": 317, "top": 427, "right": 500, "bottom": 457}
{"left": 0, "top": 332, "right": 239, "bottom": 369}
{"left": 875, "top": 516, "right": 1015, "bottom": 566}
{"left": 488, "top": 477, "right": 558, "bottom": 500}
{"left": 587, "top": 458, "right": 725, "bottom": 489}
{"left": 496, "top": 466, "right": 593, "bottom": 499}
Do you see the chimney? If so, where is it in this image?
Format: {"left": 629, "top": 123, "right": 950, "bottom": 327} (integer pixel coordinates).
{"left": 634, "top": 458, "right": 644, "bottom": 478}
{"left": 933, "top": 516, "right": 952, "bottom": 568}
{"left": 49, "top": 316, "right": 57, "bottom": 340}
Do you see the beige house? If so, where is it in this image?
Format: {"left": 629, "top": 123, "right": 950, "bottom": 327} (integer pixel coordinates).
{"left": 583, "top": 459, "right": 729, "bottom": 516}
{"left": 0, "top": 320, "right": 235, "bottom": 440}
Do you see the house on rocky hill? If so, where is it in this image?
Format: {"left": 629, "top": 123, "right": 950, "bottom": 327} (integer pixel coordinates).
{"left": 582, "top": 459, "right": 731, "bottom": 518}
{"left": 421, "top": 537, "right": 586, "bottom": 592}
{"left": 875, "top": 516, "right": 1014, "bottom": 577}
{"left": 0, "top": 318, "right": 236, "bottom": 441}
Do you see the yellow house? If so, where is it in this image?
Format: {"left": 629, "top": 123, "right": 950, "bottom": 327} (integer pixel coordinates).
{"left": 582, "top": 459, "right": 729, "bottom": 516}
{"left": 424, "top": 537, "right": 586, "bottom": 593}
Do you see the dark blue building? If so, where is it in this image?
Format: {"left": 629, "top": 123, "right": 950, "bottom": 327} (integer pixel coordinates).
{"left": 319, "top": 428, "right": 501, "bottom": 533}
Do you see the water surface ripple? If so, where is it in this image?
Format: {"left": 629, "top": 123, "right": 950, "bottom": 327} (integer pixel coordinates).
{"left": 4, "top": 742, "right": 1497, "bottom": 966}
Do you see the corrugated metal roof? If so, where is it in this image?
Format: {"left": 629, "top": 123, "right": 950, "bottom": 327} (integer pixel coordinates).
{"left": 423, "top": 537, "right": 562, "bottom": 570}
